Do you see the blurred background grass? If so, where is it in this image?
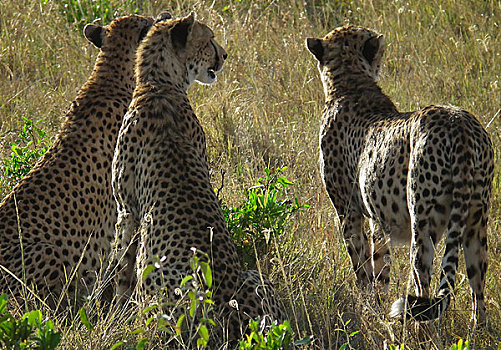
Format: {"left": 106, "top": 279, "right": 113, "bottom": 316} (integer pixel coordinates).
{"left": 0, "top": 0, "right": 500, "bottom": 348}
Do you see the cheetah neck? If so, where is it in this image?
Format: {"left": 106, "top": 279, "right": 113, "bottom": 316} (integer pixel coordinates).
{"left": 80, "top": 50, "right": 136, "bottom": 95}
{"left": 62, "top": 50, "right": 137, "bottom": 129}
{"left": 135, "top": 50, "right": 191, "bottom": 93}
{"left": 321, "top": 70, "right": 398, "bottom": 113}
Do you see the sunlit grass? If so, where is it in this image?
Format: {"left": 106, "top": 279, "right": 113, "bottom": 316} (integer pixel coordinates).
{"left": 1, "top": 0, "right": 500, "bottom": 348}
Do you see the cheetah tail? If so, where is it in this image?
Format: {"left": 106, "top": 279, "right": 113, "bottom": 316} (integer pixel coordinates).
{"left": 432, "top": 124, "right": 473, "bottom": 319}
{"left": 391, "top": 123, "right": 473, "bottom": 322}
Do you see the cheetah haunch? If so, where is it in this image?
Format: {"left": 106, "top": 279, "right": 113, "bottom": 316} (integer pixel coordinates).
{"left": 307, "top": 25, "right": 493, "bottom": 325}
{"left": 111, "top": 13, "right": 282, "bottom": 339}
{"left": 0, "top": 13, "right": 172, "bottom": 307}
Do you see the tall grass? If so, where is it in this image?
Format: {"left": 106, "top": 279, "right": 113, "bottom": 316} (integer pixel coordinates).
{"left": 1, "top": 0, "right": 500, "bottom": 348}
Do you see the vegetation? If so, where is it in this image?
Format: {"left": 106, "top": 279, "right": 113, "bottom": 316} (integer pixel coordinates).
{"left": 0, "top": 0, "right": 500, "bottom": 348}
{"left": 0, "top": 294, "right": 61, "bottom": 349}
{"left": 222, "top": 167, "right": 309, "bottom": 268}
{"left": 0, "top": 117, "right": 49, "bottom": 192}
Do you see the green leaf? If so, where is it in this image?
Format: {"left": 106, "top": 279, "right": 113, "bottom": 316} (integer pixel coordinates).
{"left": 143, "top": 304, "right": 159, "bottom": 314}
{"left": 132, "top": 328, "right": 145, "bottom": 335}
{"left": 349, "top": 330, "right": 360, "bottom": 337}
{"left": 180, "top": 275, "right": 193, "bottom": 286}
{"left": 294, "top": 335, "right": 313, "bottom": 345}
{"left": 176, "top": 313, "right": 186, "bottom": 335}
{"left": 136, "top": 338, "right": 148, "bottom": 350}
{"left": 198, "top": 324, "right": 209, "bottom": 343}
{"left": 142, "top": 264, "right": 156, "bottom": 281}
{"left": 110, "top": 341, "right": 125, "bottom": 350}
{"left": 23, "top": 310, "right": 41, "bottom": 327}
{"left": 79, "top": 307, "right": 94, "bottom": 331}
{"left": 189, "top": 298, "right": 197, "bottom": 318}
{"left": 200, "top": 262, "right": 212, "bottom": 289}
{"left": 145, "top": 316, "right": 156, "bottom": 327}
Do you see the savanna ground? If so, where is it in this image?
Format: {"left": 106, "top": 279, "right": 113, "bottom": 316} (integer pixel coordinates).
{"left": 1, "top": 0, "right": 501, "bottom": 348}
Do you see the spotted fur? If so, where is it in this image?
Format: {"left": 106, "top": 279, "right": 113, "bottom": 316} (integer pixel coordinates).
{"left": 0, "top": 14, "right": 171, "bottom": 307}
{"left": 307, "top": 25, "right": 493, "bottom": 325}
{"left": 111, "top": 13, "right": 282, "bottom": 339}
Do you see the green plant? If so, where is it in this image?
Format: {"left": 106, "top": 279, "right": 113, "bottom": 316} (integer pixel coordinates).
{"left": 449, "top": 339, "right": 470, "bottom": 350}
{"left": 238, "top": 318, "right": 312, "bottom": 350}
{"left": 222, "top": 167, "right": 309, "bottom": 266}
{"left": 1, "top": 117, "right": 50, "bottom": 191}
{"left": 40, "top": 0, "right": 142, "bottom": 30}
{"left": 0, "top": 294, "right": 61, "bottom": 349}
{"left": 166, "top": 249, "right": 215, "bottom": 349}
{"left": 333, "top": 319, "right": 360, "bottom": 350}
{"left": 110, "top": 249, "right": 216, "bottom": 349}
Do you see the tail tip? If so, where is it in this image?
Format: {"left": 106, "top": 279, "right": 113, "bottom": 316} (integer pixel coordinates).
{"left": 389, "top": 297, "right": 405, "bottom": 318}
{"left": 389, "top": 295, "right": 445, "bottom": 321}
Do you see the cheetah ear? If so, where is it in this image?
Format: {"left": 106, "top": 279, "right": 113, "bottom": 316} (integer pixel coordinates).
{"left": 171, "top": 13, "right": 195, "bottom": 50}
{"left": 84, "top": 23, "right": 106, "bottom": 48}
{"left": 306, "top": 37, "right": 324, "bottom": 62}
{"left": 155, "top": 11, "right": 172, "bottom": 23}
{"left": 362, "top": 35, "right": 381, "bottom": 65}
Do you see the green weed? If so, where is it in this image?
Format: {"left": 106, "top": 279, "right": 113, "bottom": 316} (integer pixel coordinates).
{"left": 1, "top": 117, "right": 49, "bottom": 191}
{"left": 40, "top": 0, "right": 143, "bottom": 29}
{"left": 449, "top": 339, "right": 471, "bottom": 350}
{"left": 108, "top": 249, "right": 216, "bottom": 349}
{"left": 222, "top": 167, "right": 309, "bottom": 267}
{"left": 238, "top": 318, "right": 312, "bottom": 350}
{"left": 0, "top": 294, "right": 61, "bottom": 349}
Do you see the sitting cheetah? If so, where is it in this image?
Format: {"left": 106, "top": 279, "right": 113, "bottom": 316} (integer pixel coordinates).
{"left": 0, "top": 13, "right": 171, "bottom": 307}
{"left": 111, "top": 13, "right": 282, "bottom": 338}
{"left": 307, "top": 25, "right": 493, "bottom": 325}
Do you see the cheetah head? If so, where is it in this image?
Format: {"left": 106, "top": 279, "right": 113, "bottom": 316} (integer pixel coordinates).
{"left": 137, "top": 13, "right": 227, "bottom": 88}
{"left": 306, "top": 25, "right": 384, "bottom": 82}
{"left": 83, "top": 12, "right": 171, "bottom": 51}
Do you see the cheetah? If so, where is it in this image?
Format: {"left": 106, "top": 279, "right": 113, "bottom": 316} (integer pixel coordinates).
{"left": 0, "top": 12, "right": 171, "bottom": 307}
{"left": 111, "top": 13, "right": 282, "bottom": 338}
{"left": 306, "top": 25, "right": 494, "bottom": 325}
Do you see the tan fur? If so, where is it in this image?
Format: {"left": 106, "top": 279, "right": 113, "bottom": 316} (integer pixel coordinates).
{"left": 308, "top": 25, "right": 493, "bottom": 325}
{"left": 111, "top": 14, "right": 283, "bottom": 340}
{"left": 0, "top": 14, "right": 157, "bottom": 307}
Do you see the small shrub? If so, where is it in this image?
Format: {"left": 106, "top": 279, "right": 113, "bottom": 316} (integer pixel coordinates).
{"left": 222, "top": 167, "right": 309, "bottom": 267}
{"left": 333, "top": 319, "right": 360, "bottom": 350}
{"left": 0, "top": 294, "right": 61, "bottom": 349}
{"left": 110, "top": 249, "right": 216, "bottom": 349}
{"left": 238, "top": 318, "right": 312, "bottom": 350}
{"left": 449, "top": 339, "right": 470, "bottom": 350}
{"left": 1, "top": 117, "right": 49, "bottom": 191}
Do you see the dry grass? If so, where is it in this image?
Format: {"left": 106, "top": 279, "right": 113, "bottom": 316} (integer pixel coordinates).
{"left": 1, "top": 0, "right": 501, "bottom": 348}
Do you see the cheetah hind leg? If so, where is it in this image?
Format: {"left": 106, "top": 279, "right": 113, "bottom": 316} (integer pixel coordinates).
{"left": 369, "top": 219, "right": 391, "bottom": 302}
{"left": 391, "top": 139, "right": 471, "bottom": 322}
{"left": 342, "top": 212, "right": 373, "bottom": 289}
{"left": 110, "top": 211, "right": 139, "bottom": 300}
{"left": 462, "top": 199, "right": 489, "bottom": 326}
{"left": 221, "top": 270, "right": 284, "bottom": 341}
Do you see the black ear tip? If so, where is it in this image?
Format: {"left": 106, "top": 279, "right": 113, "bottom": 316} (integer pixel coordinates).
{"left": 171, "top": 19, "right": 193, "bottom": 50}
{"left": 84, "top": 24, "right": 104, "bottom": 48}
{"left": 362, "top": 36, "right": 379, "bottom": 65}
{"left": 305, "top": 38, "right": 314, "bottom": 50}
{"left": 155, "top": 11, "right": 172, "bottom": 23}
{"left": 187, "top": 12, "right": 196, "bottom": 22}
{"left": 306, "top": 38, "right": 324, "bottom": 61}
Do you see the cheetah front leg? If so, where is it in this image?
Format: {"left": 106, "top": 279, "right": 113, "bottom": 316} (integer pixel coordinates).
{"left": 341, "top": 212, "right": 372, "bottom": 288}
